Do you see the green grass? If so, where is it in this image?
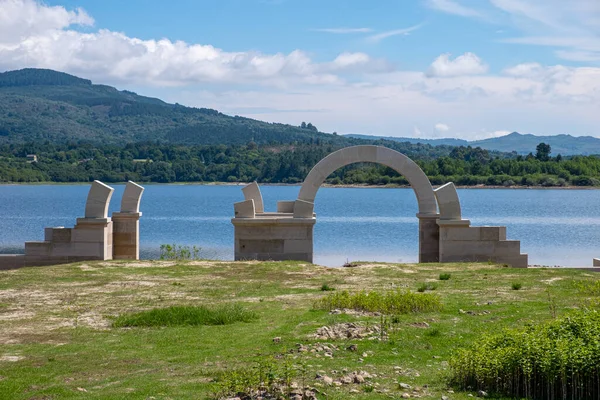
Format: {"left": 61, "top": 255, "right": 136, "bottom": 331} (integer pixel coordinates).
{"left": 112, "top": 304, "right": 257, "bottom": 327}
{"left": 313, "top": 289, "right": 443, "bottom": 314}
{"left": 511, "top": 282, "right": 523, "bottom": 290}
{"left": 0, "top": 260, "right": 599, "bottom": 399}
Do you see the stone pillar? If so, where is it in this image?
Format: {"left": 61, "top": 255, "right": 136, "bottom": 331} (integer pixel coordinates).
{"left": 417, "top": 213, "right": 440, "bottom": 263}
{"left": 112, "top": 212, "right": 141, "bottom": 260}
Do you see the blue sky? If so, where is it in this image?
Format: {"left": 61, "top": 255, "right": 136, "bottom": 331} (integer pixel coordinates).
{"left": 2, "top": 0, "right": 600, "bottom": 139}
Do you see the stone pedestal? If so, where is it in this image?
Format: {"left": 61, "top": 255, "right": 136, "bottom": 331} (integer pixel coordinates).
{"left": 417, "top": 213, "right": 440, "bottom": 263}
{"left": 232, "top": 215, "right": 315, "bottom": 262}
{"left": 112, "top": 212, "right": 141, "bottom": 260}
{"left": 73, "top": 218, "right": 113, "bottom": 260}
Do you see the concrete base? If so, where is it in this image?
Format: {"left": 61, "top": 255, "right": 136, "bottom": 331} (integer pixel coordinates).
{"left": 232, "top": 214, "right": 315, "bottom": 262}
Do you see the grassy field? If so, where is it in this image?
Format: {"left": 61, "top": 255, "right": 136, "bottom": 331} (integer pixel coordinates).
{"left": 0, "top": 260, "right": 598, "bottom": 399}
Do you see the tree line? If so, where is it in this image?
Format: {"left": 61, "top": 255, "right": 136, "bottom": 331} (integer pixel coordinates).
{"left": 1, "top": 141, "right": 599, "bottom": 187}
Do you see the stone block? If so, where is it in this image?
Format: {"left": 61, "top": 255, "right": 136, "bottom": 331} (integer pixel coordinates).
{"left": 441, "top": 240, "right": 496, "bottom": 258}
{"left": 494, "top": 240, "right": 521, "bottom": 256}
{"left": 234, "top": 199, "right": 255, "bottom": 218}
{"left": 284, "top": 239, "right": 312, "bottom": 253}
{"left": 277, "top": 201, "right": 295, "bottom": 213}
{"left": 441, "top": 226, "right": 481, "bottom": 241}
{"left": 48, "top": 243, "right": 74, "bottom": 257}
{"left": 481, "top": 226, "right": 507, "bottom": 241}
{"left": 120, "top": 181, "right": 144, "bottom": 213}
{"left": 68, "top": 242, "right": 106, "bottom": 258}
{"left": 293, "top": 199, "right": 314, "bottom": 218}
{"left": 238, "top": 239, "right": 284, "bottom": 254}
{"left": 242, "top": 182, "right": 264, "bottom": 213}
{"left": 496, "top": 254, "right": 528, "bottom": 268}
{"left": 84, "top": 180, "right": 115, "bottom": 219}
{"left": 50, "top": 228, "right": 72, "bottom": 243}
{"left": 24, "top": 241, "right": 51, "bottom": 256}
{"left": 72, "top": 227, "right": 106, "bottom": 243}
{"left": 594, "top": 258, "right": 600, "bottom": 267}
{"left": 0, "top": 255, "right": 25, "bottom": 270}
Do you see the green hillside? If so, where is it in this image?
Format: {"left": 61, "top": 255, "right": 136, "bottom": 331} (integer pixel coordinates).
{"left": 0, "top": 68, "right": 351, "bottom": 146}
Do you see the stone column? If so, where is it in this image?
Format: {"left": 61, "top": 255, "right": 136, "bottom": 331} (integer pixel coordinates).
{"left": 112, "top": 212, "right": 141, "bottom": 260}
{"left": 417, "top": 213, "right": 440, "bottom": 263}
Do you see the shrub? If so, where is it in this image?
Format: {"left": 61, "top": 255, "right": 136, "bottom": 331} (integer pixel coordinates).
{"left": 449, "top": 310, "right": 600, "bottom": 399}
{"left": 160, "top": 244, "right": 201, "bottom": 260}
{"left": 417, "top": 282, "right": 438, "bottom": 292}
{"left": 439, "top": 273, "right": 451, "bottom": 281}
{"left": 320, "top": 283, "right": 335, "bottom": 291}
{"left": 313, "top": 290, "right": 443, "bottom": 314}
{"left": 113, "top": 304, "right": 257, "bottom": 327}
{"left": 512, "top": 282, "right": 523, "bottom": 290}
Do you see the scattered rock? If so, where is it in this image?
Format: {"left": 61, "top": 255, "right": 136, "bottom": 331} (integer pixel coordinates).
{"left": 442, "top": 396, "right": 449, "bottom": 400}
{"left": 76, "top": 387, "right": 87, "bottom": 392}
{"left": 477, "top": 390, "right": 488, "bottom": 397}
{"left": 410, "top": 322, "right": 430, "bottom": 328}
{"left": 347, "top": 344, "right": 358, "bottom": 352}
{"left": 401, "top": 393, "right": 411, "bottom": 398}
{"left": 272, "top": 337, "right": 281, "bottom": 343}
{"left": 399, "top": 383, "right": 412, "bottom": 389}
{"left": 312, "top": 323, "right": 384, "bottom": 340}
{"left": 322, "top": 376, "right": 333, "bottom": 386}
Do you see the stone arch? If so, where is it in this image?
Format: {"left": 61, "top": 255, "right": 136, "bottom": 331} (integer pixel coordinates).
{"left": 297, "top": 145, "right": 438, "bottom": 215}
{"left": 296, "top": 145, "right": 440, "bottom": 262}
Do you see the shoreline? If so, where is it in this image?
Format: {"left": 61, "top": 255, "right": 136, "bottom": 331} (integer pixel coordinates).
{"left": 0, "top": 181, "right": 598, "bottom": 190}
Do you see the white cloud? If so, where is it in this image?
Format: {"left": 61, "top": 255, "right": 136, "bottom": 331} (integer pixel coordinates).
{"left": 0, "top": 0, "right": 388, "bottom": 87}
{"left": 435, "top": 123, "right": 450, "bottom": 132}
{"left": 366, "top": 24, "right": 422, "bottom": 43}
{"left": 426, "top": 52, "right": 488, "bottom": 77}
{"left": 312, "top": 27, "right": 372, "bottom": 34}
{"left": 425, "top": 0, "right": 482, "bottom": 18}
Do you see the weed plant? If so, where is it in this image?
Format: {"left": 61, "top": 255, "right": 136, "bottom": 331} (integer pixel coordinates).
{"left": 113, "top": 304, "right": 257, "bottom": 327}
{"left": 313, "top": 289, "right": 443, "bottom": 314}
{"left": 417, "top": 282, "right": 438, "bottom": 292}
{"left": 511, "top": 282, "right": 523, "bottom": 290}
{"left": 439, "top": 273, "right": 451, "bottom": 281}
{"left": 450, "top": 309, "right": 600, "bottom": 399}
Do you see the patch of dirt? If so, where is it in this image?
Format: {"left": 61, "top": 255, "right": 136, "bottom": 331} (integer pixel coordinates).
{"left": 0, "top": 310, "right": 35, "bottom": 321}
{"left": 542, "top": 277, "right": 563, "bottom": 284}
{"left": 0, "top": 355, "right": 24, "bottom": 362}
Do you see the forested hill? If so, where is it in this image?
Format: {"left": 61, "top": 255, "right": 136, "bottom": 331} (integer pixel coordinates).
{"left": 0, "top": 68, "right": 458, "bottom": 159}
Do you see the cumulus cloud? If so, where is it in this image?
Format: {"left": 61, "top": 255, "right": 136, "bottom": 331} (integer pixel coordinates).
{"left": 426, "top": 52, "right": 488, "bottom": 77}
{"left": 435, "top": 123, "right": 450, "bottom": 132}
{"left": 0, "top": 0, "right": 388, "bottom": 87}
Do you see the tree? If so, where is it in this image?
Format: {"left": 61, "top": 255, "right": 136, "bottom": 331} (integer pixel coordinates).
{"left": 535, "top": 142, "right": 551, "bottom": 161}
{"left": 300, "top": 122, "right": 307, "bottom": 129}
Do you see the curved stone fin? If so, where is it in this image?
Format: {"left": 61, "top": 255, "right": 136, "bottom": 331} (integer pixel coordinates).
{"left": 234, "top": 199, "right": 256, "bottom": 218}
{"left": 242, "top": 182, "right": 264, "bottom": 213}
{"left": 434, "top": 182, "right": 462, "bottom": 221}
{"left": 84, "top": 180, "right": 114, "bottom": 219}
{"left": 120, "top": 181, "right": 145, "bottom": 213}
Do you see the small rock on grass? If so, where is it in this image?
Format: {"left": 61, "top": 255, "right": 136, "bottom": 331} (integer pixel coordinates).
{"left": 477, "top": 390, "right": 488, "bottom": 397}
{"left": 273, "top": 337, "right": 281, "bottom": 342}
{"left": 399, "top": 382, "right": 412, "bottom": 389}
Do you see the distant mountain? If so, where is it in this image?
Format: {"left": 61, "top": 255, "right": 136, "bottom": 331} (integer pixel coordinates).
{"left": 345, "top": 132, "right": 600, "bottom": 156}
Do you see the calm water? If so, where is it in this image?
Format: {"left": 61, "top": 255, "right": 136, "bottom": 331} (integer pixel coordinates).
{"left": 1, "top": 184, "right": 599, "bottom": 267}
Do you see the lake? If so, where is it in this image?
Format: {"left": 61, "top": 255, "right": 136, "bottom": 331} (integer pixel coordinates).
{"left": 0, "top": 184, "right": 599, "bottom": 267}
